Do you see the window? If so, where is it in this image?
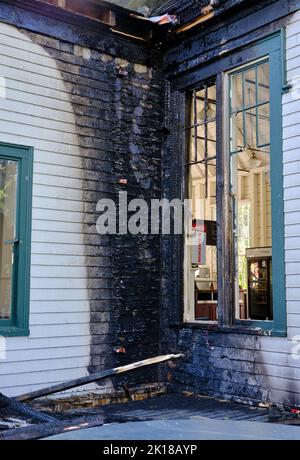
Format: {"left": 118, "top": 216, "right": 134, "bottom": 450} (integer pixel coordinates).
{"left": 0, "top": 143, "right": 33, "bottom": 336}
{"left": 230, "top": 59, "right": 273, "bottom": 322}
{"left": 184, "top": 34, "right": 286, "bottom": 334}
{"left": 184, "top": 82, "right": 218, "bottom": 323}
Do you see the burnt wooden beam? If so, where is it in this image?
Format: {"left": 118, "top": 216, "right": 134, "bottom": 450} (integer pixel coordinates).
{"left": 16, "top": 354, "right": 184, "bottom": 402}
{"left": 5, "top": 0, "right": 159, "bottom": 43}
{"left": 0, "top": 393, "right": 56, "bottom": 423}
{"left": 0, "top": 1, "right": 155, "bottom": 64}
{"left": 0, "top": 415, "right": 104, "bottom": 440}
{"left": 164, "top": 0, "right": 293, "bottom": 73}
{"left": 43, "top": 0, "right": 117, "bottom": 26}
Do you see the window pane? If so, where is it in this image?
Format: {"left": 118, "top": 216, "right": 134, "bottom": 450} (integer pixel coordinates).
{"left": 195, "top": 88, "right": 205, "bottom": 123}
{"left": 231, "top": 72, "right": 243, "bottom": 113}
{"left": 189, "top": 163, "right": 218, "bottom": 321}
{"left": 0, "top": 160, "right": 18, "bottom": 320}
{"left": 230, "top": 111, "right": 244, "bottom": 152}
{"left": 244, "top": 67, "right": 256, "bottom": 108}
{"left": 257, "top": 62, "right": 270, "bottom": 104}
{"left": 185, "top": 82, "right": 218, "bottom": 323}
{"left": 207, "top": 86, "right": 216, "bottom": 120}
{"left": 245, "top": 108, "right": 257, "bottom": 150}
{"left": 232, "top": 152, "right": 272, "bottom": 321}
{"left": 257, "top": 103, "right": 270, "bottom": 147}
{"left": 230, "top": 60, "right": 272, "bottom": 322}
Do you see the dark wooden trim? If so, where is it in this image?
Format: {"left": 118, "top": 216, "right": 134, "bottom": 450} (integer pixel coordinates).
{"left": 219, "top": 72, "right": 235, "bottom": 328}
{"left": 4, "top": 0, "right": 157, "bottom": 41}
{"left": 169, "top": 322, "right": 285, "bottom": 336}
{"left": 160, "top": 88, "right": 186, "bottom": 330}
{"left": 0, "top": 1, "right": 157, "bottom": 64}
{"left": 165, "top": 0, "right": 299, "bottom": 82}
{"left": 169, "top": 27, "right": 285, "bottom": 93}
{"left": 0, "top": 393, "right": 56, "bottom": 423}
{"left": 16, "top": 354, "right": 183, "bottom": 401}
{"left": 0, "top": 415, "right": 104, "bottom": 440}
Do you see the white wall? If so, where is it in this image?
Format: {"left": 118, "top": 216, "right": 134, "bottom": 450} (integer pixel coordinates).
{"left": 254, "top": 9, "right": 300, "bottom": 405}
{"left": 0, "top": 22, "right": 91, "bottom": 397}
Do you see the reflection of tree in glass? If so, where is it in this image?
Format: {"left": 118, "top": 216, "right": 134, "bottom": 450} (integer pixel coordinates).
{"left": 238, "top": 203, "right": 251, "bottom": 289}
{"left": 0, "top": 160, "right": 17, "bottom": 320}
{"left": 0, "top": 161, "right": 16, "bottom": 213}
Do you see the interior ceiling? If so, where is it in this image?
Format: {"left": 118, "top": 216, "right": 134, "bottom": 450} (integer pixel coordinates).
{"left": 102, "top": 0, "right": 200, "bottom": 16}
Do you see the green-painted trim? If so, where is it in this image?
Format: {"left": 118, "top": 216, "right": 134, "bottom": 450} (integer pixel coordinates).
{"left": 269, "top": 43, "right": 286, "bottom": 335}
{"left": 0, "top": 142, "right": 32, "bottom": 337}
{"left": 228, "top": 33, "right": 286, "bottom": 336}
{"left": 235, "top": 319, "right": 286, "bottom": 337}
{"left": 281, "top": 27, "right": 292, "bottom": 93}
{"left": 0, "top": 327, "right": 30, "bottom": 337}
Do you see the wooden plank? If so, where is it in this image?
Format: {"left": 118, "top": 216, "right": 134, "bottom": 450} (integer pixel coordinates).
{"left": 16, "top": 354, "right": 184, "bottom": 402}
{"left": 4, "top": 335, "right": 91, "bottom": 352}
{"left": 0, "top": 356, "right": 90, "bottom": 376}
{"left": 0, "top": 393, "right": 56, "bottom": 423}
{"left": 2, "top": 345, "right": 91, "bottom": 363}
{"left": 24, "top": 323, "right": 90, "bottom": 338}
{"left": 0, "top": 415, "right": 104, "bottom": 440}
{"left": 0, "top": 367, "right": 91, "bottom": 388}
{"left": 30, "top": 279, "right": 90, "bottom": 290}
{"left": 31, "top": 242, "right": 87, "bottom": 255}
{"left": 31, "top": 230, "right": 86, "bottom": 245}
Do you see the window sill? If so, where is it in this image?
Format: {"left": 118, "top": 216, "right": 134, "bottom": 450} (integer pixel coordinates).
{"left": 0, "top": 327, "right": 30, "bottom": 337}
{"left": 171, "top": 322, "right": 286, "bottom": 337}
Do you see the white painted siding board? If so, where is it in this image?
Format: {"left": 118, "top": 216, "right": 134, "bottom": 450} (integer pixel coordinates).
{"left": 30, "top": 291, "right": 100, "bottom": 303}
{"left": 283, "top": 148, "right": 300, "bottom": 163}
{"left": 5, "top": 335, "right": 91, "bottom": 352}
{"left": 0, "top": 357, "right": 90, "bottom": 376}
{"left": 287, "top": 314, "right": 300, "bottom": 327}
{"left": 32, "top": 208, "right": 86, "bottom": 224}
{"left": 0, "top": 368, "right": 90, "bottom": 388}
{"left": 32, "top": 196, "right": 85, "bottom": 212}
{"left": 32, "top": 230, "right": 86, "bottom": 244}
{"left": 30, "top": 312, "right": 91, "bottom": 326}
{"left": 0, "top": 101, "right": 77, "bottom": 127}
{"left": 5, "top": 346, "right": 90, "bottom": 362}
{"left": 245, "top": 13, "right": 300, "bottom": 403}
{"left": 283, "top": 162, "right": 300, "bottom": 175}
{"left": 0, "top": 23, "right": 92, "bottom": 396}
{"left": 29, "top": 300, "right": 91, "bottom": 312}
{"left": 32, "top": 184, "right": 83, "bottom": 201}
{"left": 31, "top": 242, "right": 86, "bottom": 255}
{"left": 29, "top": 324, "right": 91, "bottom": 338}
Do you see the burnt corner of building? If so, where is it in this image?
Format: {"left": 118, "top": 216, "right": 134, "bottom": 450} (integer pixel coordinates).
{"left": 0, "top": 0, "right": 299, "bottom": 415}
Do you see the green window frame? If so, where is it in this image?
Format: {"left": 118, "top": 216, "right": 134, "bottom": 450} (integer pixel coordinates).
{"left": 227, "top": 33, "right": 286, "bottom": 336}
{"left": 0, "top": 142, "right": 33, "bottom": 337}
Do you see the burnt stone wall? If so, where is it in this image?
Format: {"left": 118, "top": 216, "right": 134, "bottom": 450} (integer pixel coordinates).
{"left": 165, "top": 327, "right": 270, "bottom": 404}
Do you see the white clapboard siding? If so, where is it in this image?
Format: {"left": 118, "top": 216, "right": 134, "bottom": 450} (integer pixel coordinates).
{"left": 255, "top": 11, "right": 300, "bottom": 405}
{"left": 0, "top": 23, "right": 92, "bottom": 397}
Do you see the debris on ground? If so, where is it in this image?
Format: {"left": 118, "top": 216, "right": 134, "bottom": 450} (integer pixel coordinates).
{"left": 0, "top": 354, "right": 183, "bottom": 440}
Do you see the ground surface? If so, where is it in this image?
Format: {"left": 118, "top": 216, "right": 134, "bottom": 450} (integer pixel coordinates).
{"left": 43, "top": 393, "right": 300, "bottom": 440}
{"left": 100, "top": 393, "right": 270, "bottom": 424}
{"left": 47, "top": 418, "right": 300, "bottom": 440}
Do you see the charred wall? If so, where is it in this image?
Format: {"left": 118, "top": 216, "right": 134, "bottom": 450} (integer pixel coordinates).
{"left": 160, "top": 0, "right": 300, "bottom": 405}
{"left": 0, "top": 2, "right": 164, "bottom": 390}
